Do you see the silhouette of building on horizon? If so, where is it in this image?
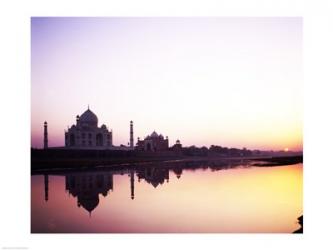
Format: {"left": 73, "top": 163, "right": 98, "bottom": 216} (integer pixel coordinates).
{"left": 43, "top": 122, "right": 48, "bottom": 149}
{"left": 129, "top": 120, "right": 134, "bottom": 149}
{"left": 42, "top": 107, "right": 180, "bottom": 152}
{"left": 136, "top": 131, "right": 169, "bottom": 152}
{"left": 170, "top": 139, "right": 182, "bottom": 154}
{"left": 64, "top": 107, "right": 114, "bottom": 149}
{"left": 40, "top": 106, "right": 187, "bottom": 153}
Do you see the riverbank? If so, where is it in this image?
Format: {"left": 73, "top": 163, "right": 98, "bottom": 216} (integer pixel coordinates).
{"left": 251, "top": 155, "right": 303, "bottom": 166}
{"left": 31, "top": 148, "right": 302, "bottom": 173}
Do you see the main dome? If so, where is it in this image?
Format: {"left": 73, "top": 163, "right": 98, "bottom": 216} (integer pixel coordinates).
{"left": 79, "top": 108, "right": 98, "bottom": 126}
{"left": 150, "top": 131, "right": 159, "bottom": 138}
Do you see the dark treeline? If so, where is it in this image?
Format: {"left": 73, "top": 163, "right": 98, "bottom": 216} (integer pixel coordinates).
{"left": 31, "top": 145, "right": 259, "bottom": 159}
{"left": 182, "top": 145, "right": 256, "bottom": 157}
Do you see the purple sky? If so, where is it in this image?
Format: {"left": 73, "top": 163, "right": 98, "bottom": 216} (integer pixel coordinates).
{"left": 31, "top": 17, "right": 302, "bottom": 150}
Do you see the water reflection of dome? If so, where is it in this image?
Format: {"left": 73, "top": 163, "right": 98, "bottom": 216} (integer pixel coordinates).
{"left": 77, "top": 193, "right": 99, "bottom": 213}
{"left": 66, "top": 172, "right": 113, "bottom": 215}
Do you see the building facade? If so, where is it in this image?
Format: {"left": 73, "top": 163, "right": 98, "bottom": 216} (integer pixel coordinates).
{"left": 136, "top": 131, "right": 169, "bottom": 152}
{"left": 65, "top": 108, "right": 113, "bottom": 149}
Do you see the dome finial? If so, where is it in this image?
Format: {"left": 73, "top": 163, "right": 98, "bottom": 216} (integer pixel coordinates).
{"left": 88, "top": 104, "right": 90, "bottom": 110}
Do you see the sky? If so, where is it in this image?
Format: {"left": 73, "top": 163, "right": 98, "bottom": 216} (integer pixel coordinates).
{"left": 31, "top": 17, "right": 302, "bottom": 151}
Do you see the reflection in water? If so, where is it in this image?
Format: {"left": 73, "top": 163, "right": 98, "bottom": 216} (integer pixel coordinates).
{"left": 137, "top": 167, "right": 169, "bottom": 188}
{"left": 65, "top": 172, "right": 113, "bottom": 216}
{"left": 130, "top": 169, "right": 134, "bottom": 200}
{"left": 46, "top": 166, "right": 173, "bottom": 214}
{"left": 31, "top": 161, "right": 302, "bottom": 233}
{"left": 44, "top": 174, "right": 48, "bottom": 202}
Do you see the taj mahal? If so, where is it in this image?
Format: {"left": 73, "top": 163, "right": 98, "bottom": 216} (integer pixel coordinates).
{"left": 43, "top": 107, "right": 181, "bottom": 151}
{"left": 64, "top": 107, "right": 114, "bottom": 149}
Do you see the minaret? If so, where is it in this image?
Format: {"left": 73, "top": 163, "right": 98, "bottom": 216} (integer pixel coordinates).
{"left": 43, "top": 121, "right": 48, "bottom": 149}
{"left": 130, "top": 169, "right": 135, "bottom": 200}
{"left": 130, "top": 121, "right": 134, "bottom": 148}
{"left": 44, "top": 174, "right": 49, "bottom": 202}
{"left": 110, "top": 129, "right": 113, "bottom": 146}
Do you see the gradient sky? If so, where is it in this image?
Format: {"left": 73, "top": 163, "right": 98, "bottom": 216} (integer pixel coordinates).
{"left": 31, "top": 17, "right": 302, "bottom": 150}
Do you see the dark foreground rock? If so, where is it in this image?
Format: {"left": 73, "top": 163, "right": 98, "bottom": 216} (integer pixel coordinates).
{"left": 293, "top": 215, "right": 303, "bottom": 233}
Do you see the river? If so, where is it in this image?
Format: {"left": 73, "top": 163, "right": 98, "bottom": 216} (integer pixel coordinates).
{"left": 31, "top": 162, "right": 303, "bottom": 233}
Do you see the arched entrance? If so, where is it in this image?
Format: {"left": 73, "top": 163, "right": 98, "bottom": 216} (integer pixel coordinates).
{"left": 70, "top": 134, "right": 75, "bottom": 146}
{"left": 96, "top": 133, "right": 103, "bottom": 146}
{"left": 146, "top": 143, "right": 151, "bottom": 151}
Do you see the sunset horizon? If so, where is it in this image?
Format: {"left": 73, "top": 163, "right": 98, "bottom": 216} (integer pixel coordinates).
{"left": 31, "top": 17, "right": 302, "bottom": 152}
{"left": 31, "top": 104, "right": 302, "bottom": 152}
{"left": 30, "top": 16, "right": 303, "bottom": 235}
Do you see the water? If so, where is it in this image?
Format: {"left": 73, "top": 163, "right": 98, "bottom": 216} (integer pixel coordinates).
{"left": 31, "top": 162, "right": 303, "bottom": 233}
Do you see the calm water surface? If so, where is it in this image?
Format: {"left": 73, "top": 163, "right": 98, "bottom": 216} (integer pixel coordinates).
{"left": 31, "top": 162, "right": 302, "bottom": 233}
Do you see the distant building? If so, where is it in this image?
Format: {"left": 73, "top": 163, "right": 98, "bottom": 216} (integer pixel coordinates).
{"left": 171, "top": 139, "right": 182, "bottom": 152}
{"left": 136, "top": 131, "right": 169, "bottom": 152}
{"left": 64, "top": 107, "right": 113, "bottom": 149}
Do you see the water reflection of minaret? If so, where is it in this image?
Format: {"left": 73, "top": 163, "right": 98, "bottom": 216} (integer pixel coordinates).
{"left": 130, "top": 169, "right": 135, "bottom": 200}
{"left": 44, "top": 174, "right": 49, "bottom": 202}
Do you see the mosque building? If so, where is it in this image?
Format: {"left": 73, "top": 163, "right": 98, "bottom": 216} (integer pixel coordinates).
{"left": 136, "top": 131, "right": 169, "bottom": 152}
